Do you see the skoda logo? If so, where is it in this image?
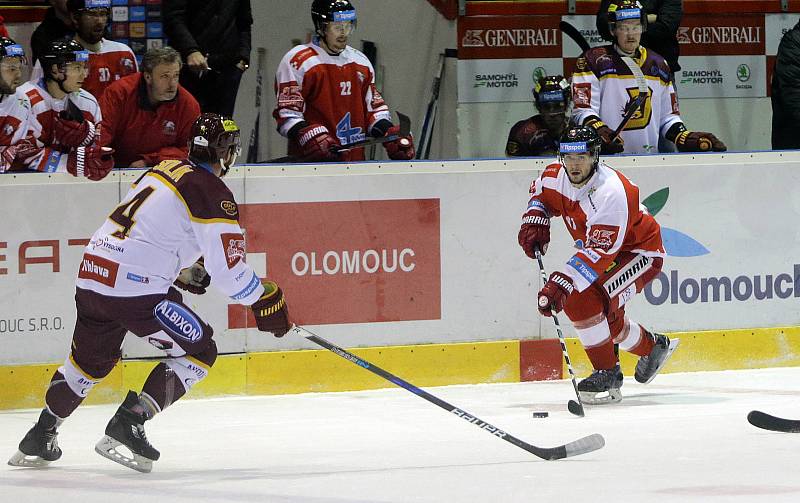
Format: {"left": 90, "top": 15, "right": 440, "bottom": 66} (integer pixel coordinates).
{"left": 532, "top": 66, "right": 547, "bottom": 83}
{"left": 737, "top": 64, "right": 751, "bottom": 82}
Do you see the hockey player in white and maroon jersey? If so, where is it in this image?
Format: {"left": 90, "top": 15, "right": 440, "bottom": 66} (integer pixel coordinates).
{"left": 273, "top": 0, "right": 414, "bottom": 162}
{"left": 571, "top": 0, "right": 726, "bottom": 154}
{"left": 518, "top": 126, "right": 679, "bottom": 404}
{"left": 0, "top": 38, "right": 113, "bottom": 178}
{"left": 8, "top": 114, "right": 291, "bottom": 473}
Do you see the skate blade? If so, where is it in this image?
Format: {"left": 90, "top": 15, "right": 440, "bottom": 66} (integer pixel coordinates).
{"left": 94, "top": 435, "right": 154, "bottom": 473}
{"left": 641, "top": 338, "right": 680, "bottom": 384}
{"left": 7, "top": 450, "right": 52, "bottom": 468}
{"left": 579, "top": 388, "right": 622, "bottom": 405}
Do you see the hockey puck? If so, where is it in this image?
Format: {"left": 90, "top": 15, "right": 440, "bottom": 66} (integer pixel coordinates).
{"left": 532, "top": 411, "right": 549, "bottom": 418}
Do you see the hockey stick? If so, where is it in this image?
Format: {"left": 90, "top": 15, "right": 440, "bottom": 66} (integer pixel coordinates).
{"left": 247, "top": 47, "right": 267, "bottom": 164}
{"left": 534, "top": 249, "right": 586, "bottom": 417}
{"left": 417, "top": 48, "right": 457, "bottom": 160}
{"left": 262, "top": 112, "right": 411, "bottom": 164}
{"left": 292, "top": 326, "right": 604, "bottom": 460}
{"left": 747, "top": 411, "right": 800, "bottom": 433}
{"left": 559, "top": 21, "right": 591, "bottom": 53}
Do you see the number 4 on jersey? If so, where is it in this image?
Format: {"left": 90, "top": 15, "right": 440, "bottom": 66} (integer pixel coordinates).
{"left": 110, "top": 187, "right": 155, "bottom": 239}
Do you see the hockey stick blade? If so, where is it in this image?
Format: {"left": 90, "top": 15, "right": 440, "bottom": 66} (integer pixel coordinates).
{"left": 567, "top": 400, "right": 584, "bottom": 417}
{"left": 292, "top": 325, "right": 604, "bottom": 460}
{"left": 262, "top": 112, "right": 411, "bottom": 163}
{"left": 747, "top": 410, "right": 800, "bottom": 433}
{"left": 559, "top": 21, "right": 591, "bottom": 53}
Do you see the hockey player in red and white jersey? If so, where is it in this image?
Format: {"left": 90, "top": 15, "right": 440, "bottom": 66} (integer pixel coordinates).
{"left": 506, "top": 75, "right": 572, "bottom": 157}
{"left": 0, "top": 37, "right": 38, "bottom": 172}
{"left": 571, "top": 0, "right": 726, "bottom": 154}
{"left": 273, "top": 0, "right": 414, "bottom": 162}
{"left": 13, "top": 39, "right": 113, "bottom": 179}
{"left": 8, "top": 114, "right": 291, "bottom": 473}
{"left": 518, "top": 126, "right": 679, "bottom": 404}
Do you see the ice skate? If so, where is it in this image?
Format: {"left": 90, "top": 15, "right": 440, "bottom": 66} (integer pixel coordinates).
{"left": 635, "top": 334, "right": 680, "bottom": 384}
{"left": 578, "top": 365, "right": 623, "bottom": 405}
{"left": 95, "top": 391, "right": 160, "bottom": 473}
{"left": 8, "top": 409, "right": 62, "bottom": 468}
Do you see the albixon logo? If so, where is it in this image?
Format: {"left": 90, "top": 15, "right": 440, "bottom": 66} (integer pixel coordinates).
{"left": 641, "top": 188, "right": 798, "bottom": 305}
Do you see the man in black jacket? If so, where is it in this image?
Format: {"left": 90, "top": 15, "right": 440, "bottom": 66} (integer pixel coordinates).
{"left": 596, "top": 0, "right": 682, "bottom": 74}
{"left": 772, "top": 20, "right": 800, "bottom": 149}
{"left": 30, "top": 0, "right": 74, "bottom": 64}
{"left": 163, "top": 0, "right": 252, "bottom": 117}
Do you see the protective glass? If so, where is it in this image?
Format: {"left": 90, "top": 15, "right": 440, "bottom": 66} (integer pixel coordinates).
{"left": 615, "top": 23, "right": 643, "bottom": 34}
{"left": 65, "top": 61, "right": 89, "bottom": 78}
{"left": 327, "top": 21, "right": 355, "bottom": 36}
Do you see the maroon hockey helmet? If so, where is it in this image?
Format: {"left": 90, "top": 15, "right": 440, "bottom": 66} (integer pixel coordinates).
{"left": 189, "top": 113, "right": 242, "bottom": 177}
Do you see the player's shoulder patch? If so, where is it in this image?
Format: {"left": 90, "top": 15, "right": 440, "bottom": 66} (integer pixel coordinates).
{"left": 644, "top": 54, "right": 672, "bottom": 84}
{"left": 543, "top": 162, "right": 562, "bottom": 178}
{"left": 289, "top": 46, "right": 319, "bottom": 70}
{"left": 23, "top": 85, "right": 45, "bottom": 107}
{"left": 149, "top": 161, "right": 239, "bottom": 223}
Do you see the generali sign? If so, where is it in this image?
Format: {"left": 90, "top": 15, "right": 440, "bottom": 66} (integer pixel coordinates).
{"left": 458, "top": 15, "right": 561, "bottom": 59}
{"left": 677, "top": 14, "right": 765, "bottom": 56}
{"left": 228, "top": 199, "right": 442, "bottom": 327}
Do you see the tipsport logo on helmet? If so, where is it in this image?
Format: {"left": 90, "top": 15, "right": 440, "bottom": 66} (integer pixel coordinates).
{"left": 560, "top": 142, "right": 589, "bottom": 153}
{"left": 84, "top": 0, "right": 111, "bottom": 8}
{"left": 333, "top": 10, "right": 356, "bottom": 22}
{"left": 538, "top": 90, "right": 565, "bottom": 103}
{"left": 615, "top": 9, "right": 642, "bottom": 21}
{"left": 4, "top": 45, "right": 24, "bottom": 57}
{"left": 154, "top": 300, "right": 203, "bottom": 343}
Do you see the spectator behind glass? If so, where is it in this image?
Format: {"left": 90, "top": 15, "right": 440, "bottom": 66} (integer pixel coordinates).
{"left": 30, "top": 1, "right": 74, "bottom": 65}
{"left": 596, "top": 0, "right": 682, "bottom": 75}
{"left": 99, "top": 46, "right": 201, "bottom": 168}
{"left": 772, "top": 19, "right": 800, "bottom": 150}
{"left": 163, "top": 0, "right": 252, "bottom": 117}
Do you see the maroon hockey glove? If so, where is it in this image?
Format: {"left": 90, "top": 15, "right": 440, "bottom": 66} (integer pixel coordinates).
{"left": 66, "top": 146, "right": 114, "bottom": 181}
{"left": 674, "top": 131, "right": 727, "bottom": 152}
{"left": 251, "top": 281, "right": 291, "bottom": 337}
{"left": 383, "top": 124, "right": 415, "bottom": 160}
{"left": 174, "top": 259, "right": 211, "bottom": 295}
{"left": 586, "top": 119, "right": 624, "bottom": 154}
{"left": 518, "top": 207, "right": 550, "bottom": 258}
{"left": 297, "top": 124, "right": 339, "bottom": 161}
{"left": 54, "top": 113, "right": 97, "bottom": 149}
{"left": 538, "top": 272, "right": 574, "bottom": 316}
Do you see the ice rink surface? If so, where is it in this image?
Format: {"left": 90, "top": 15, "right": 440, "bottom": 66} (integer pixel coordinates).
{"left": 2, "top": 367, "right": 800, "bottom": 503}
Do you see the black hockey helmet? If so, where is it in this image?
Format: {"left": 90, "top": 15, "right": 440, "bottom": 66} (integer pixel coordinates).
{"left": 606, "top": 0, "right": 647, "bottom": 33}
{"left": 311, "top": 0, "right": 357, "bottom": 37}
{"left": 41, "top": 39, "right": 89, "bottom": 77}
{"left": 0, "top": 37, "right": 27, "bottom": 94}
{"left": 189, "top": 113, "right": 242, "bottom": 177}
{"left": 67, "top": 0, "right": 111, "bottom": 15}
{"left": 533, "top": 75, "right": 570, "bottom": 114}
{"left": 559, "top": 126, "right": 602, "bottom": 180}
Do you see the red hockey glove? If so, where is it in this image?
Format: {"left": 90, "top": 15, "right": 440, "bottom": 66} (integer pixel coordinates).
{"left": 174, "top": 259, "right": 211, "bottom": 295}
{"left": 383, "top": 125, "right": 415, "bottom": 160}
{"left": 297, "top": 124, "right": 339, "bottom": 161}
{"left": 586, "top": 119, "right": 624, "bottom": 154}
{"left": 250, "top": 281, "right": 291, "bottom": 337}
{"left": 66, "top": 146, "right": 114, "bottom": 181}
{"left": 518, "top": 207, "right": 550, "bottom": 258}
{"left": 537, "top": 271, "right": 574, "bottom": 316}
{"left": 0, "top": 140, "right": 39, "bottom": 172}
{"left": 674, "top": 131, "right": 727, "bottom": 152}
{"left": 54, "top": 113, "right": 97, "bottom": 148}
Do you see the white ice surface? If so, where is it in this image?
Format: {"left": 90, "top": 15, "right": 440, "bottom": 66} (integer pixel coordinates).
{"left": 2, "top": 367, "right": 800, "bottom": 502}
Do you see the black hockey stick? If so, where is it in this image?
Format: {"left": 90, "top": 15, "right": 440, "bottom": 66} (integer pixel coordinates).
{"left": 247, "top": 47, "right": 266, "bottom": 164}
{"left": 417, "top": 48, "right": 457, "bottom": 160}
{"left": 534, "top": 249, "right": 586, "bottom": 417}
{"left": 292, "top": 326, "right": 604, "bottom": 460}
{"left": 559, "top": 21, "right": 591, "bottom": 53}
{"left": 610, "top": 93, "right": 646, "bottom": 143}
{"left": 747, "top": 411, "right": 800, "bottom": 433}
{"left": 263, "top": 112, "right": 411, "bottom": 164}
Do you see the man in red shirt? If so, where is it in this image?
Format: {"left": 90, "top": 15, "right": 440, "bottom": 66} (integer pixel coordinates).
{"left": 100, "top": 46, "right": 201, "bottom": 168}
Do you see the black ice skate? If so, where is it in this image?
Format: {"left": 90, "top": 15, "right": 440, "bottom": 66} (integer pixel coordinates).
{"left": 578, "top": 365, "right": 623, "bottom": 405}
{"left": 635, "top": 334, "right": 680, "bottom": 384}
{"left": 95, "top": 391, "right": 160, "bottom": 473}
{"left": 8, "top": 409, "right": 62, "bottom": 468}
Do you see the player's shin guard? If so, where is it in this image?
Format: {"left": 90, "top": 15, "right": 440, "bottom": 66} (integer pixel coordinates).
{"left": 8, "top": 409, "right": 64, "bottom": 468}
{"left": 45, "top": 355, "right": 103, "bottom": 419}
{"left": 140, "top": 352, "right": 214, "bottom": 414}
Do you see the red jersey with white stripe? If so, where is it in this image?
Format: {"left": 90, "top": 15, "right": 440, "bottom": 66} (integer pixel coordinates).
{"left": 273, "top": 41, "right": 391, "bottom": 160}
{"left": 527, "top": 161, "right": 665, "bottom": 292}
{"left": 29, "top": 39, "right": 138, "bottom": 100}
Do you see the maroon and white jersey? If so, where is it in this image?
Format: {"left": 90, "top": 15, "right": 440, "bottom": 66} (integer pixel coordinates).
{"left": 273, "top": 41, "right": 391, "bottom": 160}
{"left": 571, "top": 46, "right": 682, "bottom": 154}
{"left": 506, "top": 115, "right": 561, "bottom": 157}
{"left": 76, "top": 159, "right": 265, "bottom": 305}
{"left": 30, "top": 39, "right": 137, "bottom": 99}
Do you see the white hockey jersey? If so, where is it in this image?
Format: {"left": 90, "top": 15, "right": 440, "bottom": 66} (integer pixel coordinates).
{"left": 76, "top": 160, "right": 265, "bottom": 306}
{"left": 571, "top": 46, "right": 682, "bottom": 154}
{"left": 0, "top": 90, "right": 34, "bottom": 172}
